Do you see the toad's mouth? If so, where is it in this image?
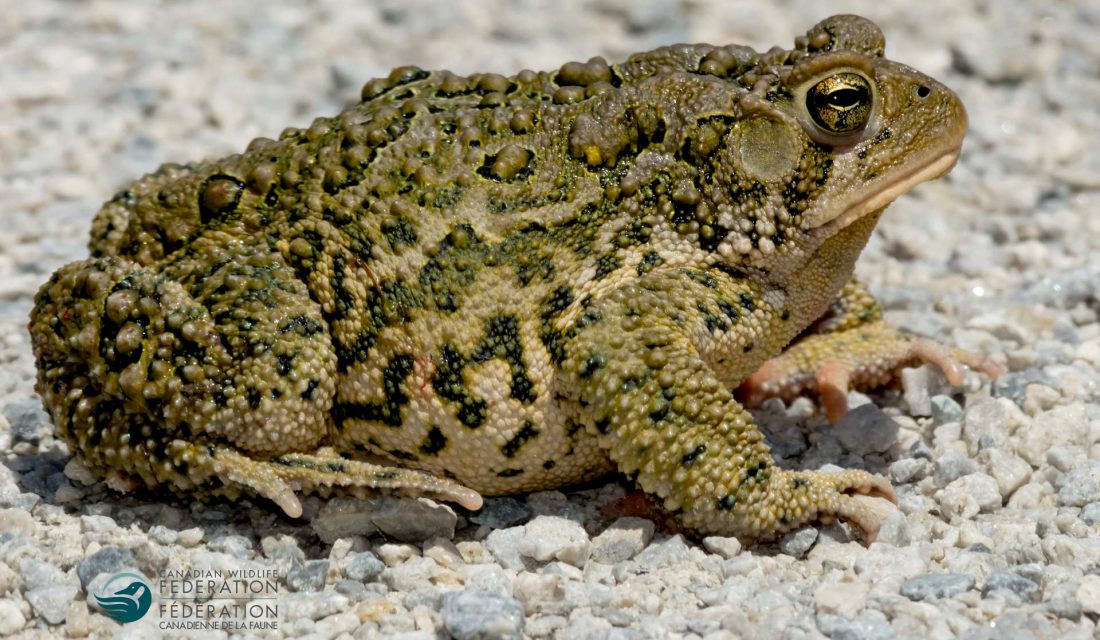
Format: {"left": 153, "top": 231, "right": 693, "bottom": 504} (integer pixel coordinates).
{"left": 813, "top": 147, "right": 962, "bottom": 232}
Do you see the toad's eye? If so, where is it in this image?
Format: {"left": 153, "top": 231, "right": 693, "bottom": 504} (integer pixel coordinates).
{"left": 806, "top": 72, "right": 873, "bottom": 134}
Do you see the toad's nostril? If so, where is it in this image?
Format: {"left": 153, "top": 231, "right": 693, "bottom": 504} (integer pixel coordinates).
{"left": 916, "top": 85, "right": 931, "bottom": 98}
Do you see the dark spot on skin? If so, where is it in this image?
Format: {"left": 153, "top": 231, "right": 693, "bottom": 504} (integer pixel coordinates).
{"left": 389, "top": 449, "right": 418, "bottom": 461}
{"left": 501, "top": 421, "right": 540, "bottom": 458}
{"left": 781, "top": 309, "right": 790, "bottom": 321}
{"left": 419, "top": 426, "right": 448, "bottom": 455}
{"left": 335, "top": 354, "right": 415, "bottom": 427}
{"left": 791, "top": 477, "right": 809, "bottom": 489}
{"left": 648, "top": 404, "right": 669, "bottom": 423}
{"left": 739, "top": 293, "right": 755, "bottom": 311}
{"left": 637, "top": 251, "right": 663, "bottom": 275}
{"left": 497, "top": 468, "right": 524, "bottom": 478}
{"left": 681, "top": 444, "right": 706, "bottom": 466}
{"left": 593, "top": 253, "right": 621, "bottom": 280}
{"left": 595, "top": 417, "right": 611, "bottom": 435}
{"left": 717, "top": 300, "right": 739, "bottom": 323}
{"left": 276, "top": 354, "right": 293, "bottom": 376}
{"left": 301, "top": 379, "right": 319, "bottom": 400}
{"left": 471, "top": 315, "right": 537, "bottom": 404}
{"left": 247, "top": 389, "right": 262, "bottom": 410}
{"left": 717, "top": 494, "right": 736, "bottom": 510}
{"left": 542, "top": 460, "right": 556, "bottom": 470}
{"left": 432, "top": 344, "right": 488, "bottom": 429}
{"left": 745, "top": 461, "right": 768, "bottom": 480}
{"left": 579, "top": 355, "right": 605, "bottom": 379}
{"left": 742, "top": 344, "right": 753, "bottom": 353}
{"left": 281, "top": 315, "right": 325, "bottom": 336}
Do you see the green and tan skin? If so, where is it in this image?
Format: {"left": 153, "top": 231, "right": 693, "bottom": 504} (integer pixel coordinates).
{"left": 29, "top": 15, "right": 1001, "bottom": 542}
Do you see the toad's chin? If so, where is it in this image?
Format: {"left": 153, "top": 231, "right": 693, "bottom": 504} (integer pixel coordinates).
{"left": 814, "top": 146, "right": 961, "bottom": 233}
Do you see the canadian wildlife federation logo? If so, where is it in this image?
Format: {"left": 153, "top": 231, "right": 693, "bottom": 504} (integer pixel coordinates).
{"left": 90, "top": 572, "right": 154, "bottom": 623}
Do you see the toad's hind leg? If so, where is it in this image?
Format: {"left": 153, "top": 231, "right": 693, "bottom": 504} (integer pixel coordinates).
{"left": 30, "top": 252, "right": 480, "bottom": 514}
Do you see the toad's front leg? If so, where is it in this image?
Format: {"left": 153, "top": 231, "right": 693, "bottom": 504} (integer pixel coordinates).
{"left": 558, "top": 268, "right": 895, "bottom": 542}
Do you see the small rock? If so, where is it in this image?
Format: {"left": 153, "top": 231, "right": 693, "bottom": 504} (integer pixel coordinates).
{"left": 1080, "top": 502, "right": 1100, "bottom": 525}
{"left": 464, "top": 564, "right": 513, "bottom": 597}
{"left": 816, "top": 612, "right": 895, "bottom": 640}
{"left": 981, "top": 570, "right": 1040, "bottom": 603}
{"left": 441, "top": 590, "right": 524, "bottom": 640}
{"left": 206, "top": 534, "right": 253, "bottom": 560}
{"left": 1057, "top": 461, "right": 1100, "bottom": 507}
{"left": 287, "top": 560, "right": 329, "bottom": 593}
{"left": 0, "top": 508, "right": 34, "bottom": 536}
{"left": 831, "top": 405, "right": 899, "bottom": 455}
{"left": 933, "top": 450, "right": 977, "bottom": 488}
{"left": 486, "top": 530, "right": 528, "bottom": 576}
{"left": 19, "top": 558, "right": 68, "bottom": 591}
{"left": 929, "top": 395, "right": 963, "bottom": 426}
{"left": 345, "top": 552, "right": 385, "bottom": 583}
{"left": 177, "top": 528, "right": 204, "bottom": 547}
{"left": 980, "top": 448, "right": 1032, "bottom": 499}
{"left": 64, "top": 600, "right": 89, "bottom": 637}
{"left": 375, "top": 543, "right": 419, "bottom": 566}
{"left": 939, "top": 473, "right": 1002, "bottom": 519}
{"left": 889, "top": 458, "right": 930, "bottom": 484}
{"left": 26, "top": 585, "right": 79, "bottom": 625}
{"left": 2, "top": 398, "right": 50, "bottom": 444}
{"left": 701, "top": 535, "right": 742, "bottom": 560}
{"left": 900, "top": 573, "right": 975, "bottom": 600}
{"left": 469, "top": 497, "right": 533, "bottom": 529}
{"left": 814, "top": 582, "right": 869, "bottom": 618}
{"left": 372, "top": 497, "right": 457, "bottom": 542}
{"left": 311, "top": 497, "right": 380, "bottom": 543}
{"left": 961, "top": 399, "right": 1009, "bottom": 453}
{"left": 77, "top": 547, "right": 137, "bottom": 590}
{"left": 901, "top": 366, "right": 934, "bottom": 417}
{"left": 591, "top": 518, "right": 655, "bottom": 563}
{"left": 1077, "top": 575, "right": 1100, "bottom": 615}
{"left": 281, "top": 592, "right": 349, "bottom": 622}
{"left": 633, "top": 534, "right": 693, "bottom": 570}
{"left": 779, "top": 528, "right": 819, "bottom": 558}
{"left": 0, "top": 598, "right": 25, "bottom": 634}
{"left": 518, "top": 516, "right": 589, "bottom": 567}
{"left": 381, "top": 556, "right": 440, "bottom": 592}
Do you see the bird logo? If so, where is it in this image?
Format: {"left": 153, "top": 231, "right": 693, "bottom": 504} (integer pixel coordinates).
{"left": 91, "top": 572, "right": 154, "bottom": 623}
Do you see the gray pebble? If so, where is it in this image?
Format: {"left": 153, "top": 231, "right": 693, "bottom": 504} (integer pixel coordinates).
{"left": 900, "top": 573, "right": 976, "bottom": 600}
{"left": 26, "top": 584, "right": 79, "bottom": 625}
{"left": 817, "top": 612, "right": 896, "bottom": 640}
{"left": 469, "top": 497, "right": 532, "bottom": 529}
{"left": 1079, "top": 501, "right": 1100, "bottom": 525}
{"left": 287, "top": 559, "right": 329, "bottom": 593}
{"left": 345, "top": 551, "right": 385, "bottom": 583}
{"left": 981, "top": 570, "right": 1040, "bottom": 603}
{"left": 778, "top": 527, "right": 819, "bottom": 559}
{"left": 334, "top": 579, "right": 368, "bottom": 598}
{"left": 441, "top": 590, "right": 524, "bottom": 640}
{"left": 1057, "top": 461, "right": 1100, "bottom": 507}
{"left": 371, "top": 496, "right": 457, "bottom": 542}
{"left": 2, "top": 398, "right": 50, "bottom": 444}
{"left": 831, "top": 405, "right": 899, "bottom": 455}
{"left": 930, "top": 395, "right": 963, "bottom": 426}
{"left": 77, "top": 546, "right": 136, "bottom": 590}
{"left": 934, "top": 450, "right": 977, "bottom": 487}
{"left": 206, "top": 534, "right": 254, "bottom": 560}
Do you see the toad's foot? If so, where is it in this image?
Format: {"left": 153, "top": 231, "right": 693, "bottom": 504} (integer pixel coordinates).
{"left": 740, "top": 321, "right": 1004, "bottom": 422}
{"left": 109, "top": 441, "right": 484, "bottom": 518}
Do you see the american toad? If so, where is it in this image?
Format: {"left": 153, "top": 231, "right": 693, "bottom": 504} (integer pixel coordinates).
{"left": 29, "top": 15, "right": 999, "bottom": 541}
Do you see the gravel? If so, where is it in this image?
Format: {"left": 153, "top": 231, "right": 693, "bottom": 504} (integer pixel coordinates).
{"left": 3, "top": 0, "right": 1100, "bottom": 638}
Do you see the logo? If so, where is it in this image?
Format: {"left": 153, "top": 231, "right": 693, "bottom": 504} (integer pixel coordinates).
{"left": 91, "top": 572, "right": 154, "bottom": 623}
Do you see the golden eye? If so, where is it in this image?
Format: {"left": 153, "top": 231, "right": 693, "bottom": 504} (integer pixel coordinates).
{"left": 806, "top": 72, "right": 873, "bottom": 134}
